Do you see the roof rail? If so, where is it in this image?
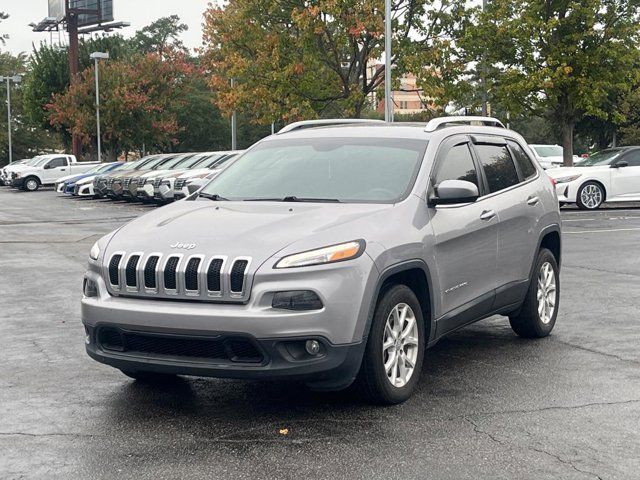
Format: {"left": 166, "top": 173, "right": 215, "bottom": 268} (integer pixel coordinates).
{"left": 277, "top": 118, "right": 385, "bottom": 134}
{"left": 424, "top": 116, "right": 505, "bottom": 132}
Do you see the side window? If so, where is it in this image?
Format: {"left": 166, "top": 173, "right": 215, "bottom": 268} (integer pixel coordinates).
{"left": 623, "top": 150, "right": 640, "bottom": 167}
{"left": 433, "top": 143, "right": 479, "bottom": 189}
{"left": 475, "top": 144, "right": 520, "bottom": 193}
{"left": 508, "top": 141, "right": 537, "bottom": 179}
{"left": 48, "top": 157, "right": 67, "bottom": 168}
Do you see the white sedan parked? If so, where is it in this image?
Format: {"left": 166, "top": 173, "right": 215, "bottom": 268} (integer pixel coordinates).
{"left": 530, "top": 144, "right": 583, "bottom": 169}
{"left": 547, "top": 147, "right": 640, "bottom": 209}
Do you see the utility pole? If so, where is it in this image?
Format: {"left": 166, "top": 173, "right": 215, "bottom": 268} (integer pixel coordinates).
{"left": 384, "top": 0, "right": 393, "bottom": 122}
{"left": 65, "top": 0, "right": 82, "bottom": 158}
{"left": 231, "top": 78, "right": 237, "bottom": 150}
{"left": 90, "top": 52, "right": 109, "bottom": 162}
{"left": 1, "top": 75, "right": 22, "bottom": 164}
{"left": 481, "top": 0, "right": 488, "bottom": 116}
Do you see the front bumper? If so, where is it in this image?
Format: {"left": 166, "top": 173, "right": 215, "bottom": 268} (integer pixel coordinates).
{"left": 11, "top": 177, "right": 24, "bottom": 188}
{"left": 84, "top": 324, "right": 364, "bottom": 390}
{"left": 82, "top": 252, "right": 378, "bottom": 388}
{"left": 555, "top": 182, "right": 578, "bottom": 203}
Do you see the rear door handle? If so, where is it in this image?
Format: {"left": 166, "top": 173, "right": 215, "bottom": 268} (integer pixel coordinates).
{"left": 480, "top": 210, "right": 496, "bottom": 221}
{"left": 527, "top": 196, "right": 540, "bottom": 206}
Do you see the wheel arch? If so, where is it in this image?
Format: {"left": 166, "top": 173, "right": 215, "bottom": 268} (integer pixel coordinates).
{"left": 365, "top": 260, "right": 436, "bottom": 345}
{"left": 23, "top": 175, "right": 41, "bottom": 190}
{"left": 579, "top": 178, "right": 607, "bottom": 202}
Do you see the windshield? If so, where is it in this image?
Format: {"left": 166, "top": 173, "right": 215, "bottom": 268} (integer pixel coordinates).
{"left": 210, "top": 154, "right": 236, "bottom": 169}
{"left": 172, "top": 154, "right": 204, "bottom": 169}
{"left": 34, "top": 157, "right": 55, "bottom": 167}
{"left": 579, "top": 149, "right": 624, "bottom": 167}
{"left": 532, "top": 145, "right": 563, "bottom": 157}
{"left": 200, "top": 137, "right": 427, "bottom": 203}
{"left": 141, "top": 155, "right": 175, "bottom": 170}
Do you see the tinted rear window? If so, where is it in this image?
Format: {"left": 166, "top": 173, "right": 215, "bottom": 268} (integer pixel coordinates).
{"left": 475, "top": 144, "right": 520, "bottom": 193}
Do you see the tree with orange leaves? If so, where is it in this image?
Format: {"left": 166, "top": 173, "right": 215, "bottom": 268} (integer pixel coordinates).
{"left": 202, "top": 0, "right": 468, "bottom": 124}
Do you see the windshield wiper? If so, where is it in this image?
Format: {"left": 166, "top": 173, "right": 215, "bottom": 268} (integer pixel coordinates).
{"left": 199, "top": 192, "right": 229, "bottom": 201}
{"left": 245, "top": 196, "right": 341, "bottom": 203}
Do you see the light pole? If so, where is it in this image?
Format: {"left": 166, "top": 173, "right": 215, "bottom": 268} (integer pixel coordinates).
{"left": 1, "top": 75, "right": 22, "bottom": 164}
{"left": 230, "top": 78, "right": 237, "bottom": 150}
{"left": 90, "top": 52, "right": 109, "bottom": 161}
{"left": 384, "top": 0, "right": 392, "bottom": 122}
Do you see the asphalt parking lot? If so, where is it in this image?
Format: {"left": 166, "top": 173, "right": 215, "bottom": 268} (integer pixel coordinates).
{"left": 1, "top": 188, "right": 639, "bottom": 480}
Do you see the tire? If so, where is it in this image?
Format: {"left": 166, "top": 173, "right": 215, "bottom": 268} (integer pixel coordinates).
{"left": 509, "top": 248, "right": 559, "bottom": 338}
{"left": 120, "top": 370, "right": 177, "bottom": 383}
{"left": 356, "top": 284, "right": 425, "bottom": 404}
{"left": 23, "top": 177, "right": 40, "bottom": 192}
{"left": 576, "top": 181, "right": 604, "bottom": 210}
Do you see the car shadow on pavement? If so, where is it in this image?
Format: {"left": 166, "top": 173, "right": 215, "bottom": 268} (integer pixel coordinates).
{"left": 96, "top": 318, "right": 545, "bottom": 443}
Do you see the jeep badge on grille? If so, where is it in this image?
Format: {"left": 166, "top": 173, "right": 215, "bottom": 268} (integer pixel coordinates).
{"left": 170, "top": 242, "right": 197, "bottom": 250}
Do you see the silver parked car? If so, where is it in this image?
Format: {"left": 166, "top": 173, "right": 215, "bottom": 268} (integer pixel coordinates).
{"left": 82, "top": 117, "right": 561, "bottom": 404}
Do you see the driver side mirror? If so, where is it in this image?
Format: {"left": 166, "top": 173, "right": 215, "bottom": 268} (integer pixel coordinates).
{"left": 611, "top": 160, "right": 628, "bottom": 168}
{"left": 43, "top": 164, "right": 51, "bottom": 170}
{"left": 429, "top": 179, "right": 479, "bottom": 206}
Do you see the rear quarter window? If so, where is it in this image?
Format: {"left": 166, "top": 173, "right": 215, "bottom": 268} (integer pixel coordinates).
{"left": 508, "top": 141, "right": 537, "bottom": 179}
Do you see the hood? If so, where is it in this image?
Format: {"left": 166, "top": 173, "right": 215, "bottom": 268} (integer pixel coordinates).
{"left": 177, "top": 168, "right": 210, "bottom": 179}
{"left": 105, "top": 199, "right": 394, "bottom": 268}
{"left": 547, "top": 165, "right": 609, "bottom": 178}
{"left": 76, "top": 175, "right": 96, "bottom": 185}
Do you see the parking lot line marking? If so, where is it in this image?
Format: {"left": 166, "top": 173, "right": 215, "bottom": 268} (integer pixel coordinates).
{"left": 563, "top": 216, "right": 640, "bottom": 222}
{"left": 565, "top": 227, "right": 640, "bottom": 234}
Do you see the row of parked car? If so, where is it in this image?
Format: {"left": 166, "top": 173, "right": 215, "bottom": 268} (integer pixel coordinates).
{"left": 0, "top": 150, "right": 242, "bottom": 203}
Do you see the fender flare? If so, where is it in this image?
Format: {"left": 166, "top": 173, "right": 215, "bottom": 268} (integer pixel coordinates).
{"left": 363, "top": 259, "right": 437, "bottom": 345}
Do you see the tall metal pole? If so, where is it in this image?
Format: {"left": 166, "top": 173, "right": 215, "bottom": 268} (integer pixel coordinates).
{"left": 94, "top": 58, "right": 102, "bottom": 162}
{"left": 6, "top": 77, "right": 12, "bottom": 164}
{"left": 231, "top": 78, "right": 237, "bottom": 150}
{"left": 384, "top": 0, "right": 392, "bottom": 122}
{"left": 481, "top": 0, "right": 488, "bottom": 116}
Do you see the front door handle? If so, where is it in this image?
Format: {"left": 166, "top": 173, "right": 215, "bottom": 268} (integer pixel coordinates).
{"left": 480, "top": 210, "right": 496, "bottom": 221}
{"left": 527, "top": 196, "right": 540, "bottom": 206}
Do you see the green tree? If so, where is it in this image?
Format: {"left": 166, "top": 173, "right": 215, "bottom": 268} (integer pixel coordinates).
{"left": 464, "top": 0, "right": 640, "bottom": 166}
{"left": 202, "top": 0, "right": 468, "bottom": 123}
{"left": 132, "top": 15, "right": 189, "bottom": 56}
{"left": 0, "top": 11, "right": 8, "bottom": 45}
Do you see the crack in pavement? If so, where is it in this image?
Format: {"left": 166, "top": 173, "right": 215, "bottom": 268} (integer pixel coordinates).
{"left": 473, "top": 398, "right": 640, "bottom": 418}
{"left": 552, "top": 338, "right": 640, "bottom": 365}
{"left": 530, "top": 446, "right": 604, "bottom": 480}
{"left": 465, "top": 418, "right": 605, "bottom": 479}
{"left": 563, "top": 263, "right": 640, "bottom": 279}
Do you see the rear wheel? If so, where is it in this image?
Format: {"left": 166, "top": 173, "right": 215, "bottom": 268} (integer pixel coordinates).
{"left": 356, "top": 284, "right": 425, "bottom": 404}
{"left": 23, "top": 177, "right": 40, "bottom": 192}
{"left": 576, "top": 181, "right": 604, "bottom": 210}
{"left": 509, "top": 248, "right": 559, "bottom": 338}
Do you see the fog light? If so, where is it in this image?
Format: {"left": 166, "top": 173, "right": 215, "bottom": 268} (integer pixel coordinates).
{"left": 83, "top": 278, "right": 98, "bottom": 297}
{"left": 305, "top": 340, "right": 321, "bottom": 356}
{"left": 84, "top": 327, "right": 90, "bottom": 345}
{"left": 272, "top": 291, "right": 323, "bottom": 311}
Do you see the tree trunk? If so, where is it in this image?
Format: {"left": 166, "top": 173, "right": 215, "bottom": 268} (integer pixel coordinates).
{"left": 561, "top": 122, "right": 574, "bottom": 167}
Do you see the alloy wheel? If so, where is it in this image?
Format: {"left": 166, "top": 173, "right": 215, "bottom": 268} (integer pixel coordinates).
{"left": 580, "top": 184, "right": 603, "bottom": 209}
{"left": 382, "top": 303, "right": 419, "bottom": 388}
{"left": 537, "top": 262, "right": 557, "bottom": 324}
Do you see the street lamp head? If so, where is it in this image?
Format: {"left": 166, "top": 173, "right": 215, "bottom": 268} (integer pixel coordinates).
{"left": 90, "top": 52, "right": 110, "bottom": 60}
{"left": 11, "top": 75, "right": 22, "bottom": 83}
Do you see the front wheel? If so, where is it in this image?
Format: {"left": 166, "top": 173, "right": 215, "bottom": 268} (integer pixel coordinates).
{"left": 23, "top": 177, "right": 40, "bottom": 192}
{"left": 576, "top": 181, "right": 604, "bottom": 210}
{"left": 356, "top": 284, "right": 425, "bottom": 404}
{"left": 509, "top": 248, "right": 559, "bottom": 338}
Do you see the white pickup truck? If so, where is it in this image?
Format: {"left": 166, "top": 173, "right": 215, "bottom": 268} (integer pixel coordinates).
{"left": 10, "top": 154, "right": 100, "bottom": 191}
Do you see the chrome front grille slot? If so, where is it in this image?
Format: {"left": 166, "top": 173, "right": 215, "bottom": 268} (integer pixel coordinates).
{"left": 104, "top": 251, "right": 252, "bottom": 302}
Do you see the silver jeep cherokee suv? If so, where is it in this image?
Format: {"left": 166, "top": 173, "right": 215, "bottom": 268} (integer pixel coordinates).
{"left": 82, "top": 117, "right": 561, "bottom": 404}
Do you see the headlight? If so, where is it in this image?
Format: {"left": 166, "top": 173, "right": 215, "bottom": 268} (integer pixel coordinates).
{"left": 89, "top": 241, "right": 101, "bottom": 261}
{"left": 555, "top": 174, "right": 582, "bottom": 184}
{"left": 275, "top": 240, "right": 365, "bottom": 269}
